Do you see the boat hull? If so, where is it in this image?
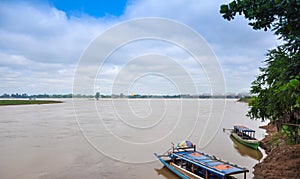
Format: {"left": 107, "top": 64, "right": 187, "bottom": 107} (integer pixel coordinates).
{"left": 154, "top": 153, "right": 192, "bottom": 179}
{"left": 229, "top": 135, "right": 263, "bottom": 161}
{"left": 231, "top": 133, "right": 260, "bottom": 150}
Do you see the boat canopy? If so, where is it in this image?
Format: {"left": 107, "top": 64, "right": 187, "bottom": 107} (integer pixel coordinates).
{"left": 234, "top": 125, "right": 255, "bottom": 133}
{"left": 171, "top": 151, "right": 248, "bottom": 177}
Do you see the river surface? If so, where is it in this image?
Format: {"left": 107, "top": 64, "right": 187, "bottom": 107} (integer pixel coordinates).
{"left": 0, "top": 99, "right": 267, "bottom": 179}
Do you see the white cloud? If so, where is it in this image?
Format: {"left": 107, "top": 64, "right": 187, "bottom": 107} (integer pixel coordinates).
{"left": 0, "top": 1, "right": 108, "bottom": 94}
{"left": 0, "top": 0, "right": 279, "bottom": 94}
{"left": 121, "top": 0, "right": 280, "bottom": 93}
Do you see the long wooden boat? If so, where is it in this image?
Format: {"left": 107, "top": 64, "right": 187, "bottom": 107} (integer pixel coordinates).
{"left": 230, "top": 135, "right": 263, "bottom": 161}
{"left": 231, "top": 125, "right": 260, "bottom": 150}
{"left": 154, "top": 141, "right": 249, "bottom": 179}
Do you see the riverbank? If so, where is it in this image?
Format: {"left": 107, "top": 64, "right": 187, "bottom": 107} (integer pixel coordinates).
{"left": 0, "top": 99, "right": 63, "bottom": 106}
{"left": 253, "top": 123, "right": 300, "bottom": 178}
{"left": 237, "top": 97, "right": 253, "bottom": 103}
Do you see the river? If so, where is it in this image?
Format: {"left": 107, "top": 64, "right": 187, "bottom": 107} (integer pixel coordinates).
{"left": 0, "top": 99, "right": 266, "bottom": 178}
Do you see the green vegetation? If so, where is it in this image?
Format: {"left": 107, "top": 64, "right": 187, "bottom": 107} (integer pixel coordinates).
{"left": 0, "top": 100, "right": 63, "bottom": 106}
{"left": 237, "top": 96, "right": 253, "bottom": 103}
{"left": 220, "top": 0, "right": 300, "bottom": 144}
{"left": 268, "top": 125, "right": 300, "bottom": 146}
{"left": 281, "top": 125, "right": 300, "bottom": 144}
{"left": 269, "top": 132, "right": 282, "bottom": 147}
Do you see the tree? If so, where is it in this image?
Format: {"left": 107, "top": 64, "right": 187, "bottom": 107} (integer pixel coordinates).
{"left": 95, "top": 92, "right": 100, "bottom": 100}
{"left": 220, "top": 0, "right": 300, "bottom": 144}
{"left": 0, "top": 93, "right": 10, "bottom": 98}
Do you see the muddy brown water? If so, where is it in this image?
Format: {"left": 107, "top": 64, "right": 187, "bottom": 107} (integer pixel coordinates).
{"left": 0, "top": 99, "right": 266, "bottom": 178}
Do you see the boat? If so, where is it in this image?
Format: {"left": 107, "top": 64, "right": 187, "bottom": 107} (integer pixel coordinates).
{"left": 230, "top": 135, "right": 263, "bottom": 161}
{"left": 231, "top": 125, "right": 260, "bottom": 150}
{"left": 154, "top": 141, "right": 249, "bottom": 179}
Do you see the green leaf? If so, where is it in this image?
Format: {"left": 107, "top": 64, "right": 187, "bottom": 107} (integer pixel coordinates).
{"left": 289, "top": 79, "right": 300, "bottom": 87}
{"left": 279, "top": 85, "right": 287, "bottom": 91}
{"left": 229, "top": 1, "right": 237, "bottom": 9}
{"left": 220, "top": 4, "right": 229, "bottom": 13}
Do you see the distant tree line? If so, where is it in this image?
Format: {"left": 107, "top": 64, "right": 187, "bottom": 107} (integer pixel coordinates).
{"left": 1, "top": 93, "right": 250, "bottom": 99}
{"left": 0, "top": 93, "right": 94, "bottom": 98}
{"left": 97, "top": 93, "right": 250, "bottom": 99}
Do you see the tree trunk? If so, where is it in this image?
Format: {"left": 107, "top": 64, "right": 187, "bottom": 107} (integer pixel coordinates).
{"left": 275, "top": 120, "right": 282, "bottom": 132}
{"left": 296, "top": 129, "right": 300, "bottom": 144}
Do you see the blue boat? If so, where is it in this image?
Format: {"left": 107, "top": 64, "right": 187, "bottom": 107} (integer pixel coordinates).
{"left": 154, "top": 141, "right": 249, "bottom": 179}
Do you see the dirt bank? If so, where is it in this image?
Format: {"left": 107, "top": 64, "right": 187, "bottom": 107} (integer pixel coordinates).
{"left": 253, "top": 123, "right": 300, "bottom": 179}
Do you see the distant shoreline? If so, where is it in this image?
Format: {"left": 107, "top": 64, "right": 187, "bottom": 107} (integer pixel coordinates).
{"left": 0, "top": 93, "right": 251, "bottom": 99}
{"left": 0, "top": 99, "right": 63, "bottom": 106}
{"left": 237, "top": 96, "right": 253, "bottom": 103}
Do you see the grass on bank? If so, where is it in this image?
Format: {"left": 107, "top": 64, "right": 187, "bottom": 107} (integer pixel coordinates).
{"left": 237, "top": 96, "right": 253, "bottom": 103}
{"left": 0, "top": 100, "right": 63, "bottom": 106}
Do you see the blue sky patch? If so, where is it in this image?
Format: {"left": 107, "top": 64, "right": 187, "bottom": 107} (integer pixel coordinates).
{"left": 48, "top": 0, "right": 128, "bottom": 18}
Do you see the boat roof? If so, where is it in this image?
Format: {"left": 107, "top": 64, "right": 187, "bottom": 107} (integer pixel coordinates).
{"left": 234, "top": 125, "right": 255, "bottom": 132}
{"left": 172, "top": 151, "right": 248, "bottom": 177}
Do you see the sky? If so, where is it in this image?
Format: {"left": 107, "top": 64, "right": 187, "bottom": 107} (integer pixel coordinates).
{"left": 0, "top": 0, "right": 280, "bottom": 95}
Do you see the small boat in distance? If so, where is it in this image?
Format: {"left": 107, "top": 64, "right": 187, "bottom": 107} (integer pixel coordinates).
{"left": 154, "top": 141, "right": 249, "bottom": 179}
{"left": 231, "top": 125, "right": 260, "bottom": 150}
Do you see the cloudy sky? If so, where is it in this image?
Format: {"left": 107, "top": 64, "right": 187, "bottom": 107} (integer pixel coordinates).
{"left": 0, "top": 0, "right": 280, "bottom": 95}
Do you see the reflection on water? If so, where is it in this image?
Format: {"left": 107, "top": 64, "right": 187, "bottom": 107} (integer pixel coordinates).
{"left": 230, "top": 135, "right": 263, "bottom": 161}
{"left": 155, "top": 166, "right": 180, "bottom": 179}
